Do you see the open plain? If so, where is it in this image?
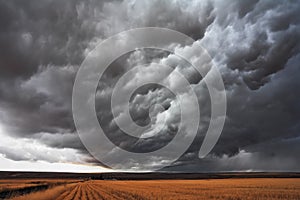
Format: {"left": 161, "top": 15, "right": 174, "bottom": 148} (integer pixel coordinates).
{"left": 1, "top": 173, "right": 300, "bottom": 200}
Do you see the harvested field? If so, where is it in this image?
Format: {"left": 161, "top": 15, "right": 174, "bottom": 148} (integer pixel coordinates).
{"left": 1, "top": 178, "right": 299, "bottom": 200}
{"left": 0, "top": 179, "right": 79, "bottom": 199}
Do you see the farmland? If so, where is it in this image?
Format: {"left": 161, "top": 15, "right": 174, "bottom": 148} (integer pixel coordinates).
{"left": 1, "top": 178, "right": 300, "bottom": 199}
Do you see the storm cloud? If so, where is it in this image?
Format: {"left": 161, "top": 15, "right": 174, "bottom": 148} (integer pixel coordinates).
{"left": 0, "top": 0, "right": 299, "bottom": 171}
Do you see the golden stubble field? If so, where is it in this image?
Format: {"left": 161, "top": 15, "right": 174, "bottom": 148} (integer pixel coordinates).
{"left": 1, "top": 178, "right": 300, "bottom": 200}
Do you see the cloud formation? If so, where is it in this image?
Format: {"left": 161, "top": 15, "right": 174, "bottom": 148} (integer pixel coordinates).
{"left": 0, "top": 0, "right": 299, "bottom": 171}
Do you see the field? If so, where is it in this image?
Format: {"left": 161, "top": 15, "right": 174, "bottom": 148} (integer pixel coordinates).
{"left": 1, "top": 178, "right": 300, "bottom": 200}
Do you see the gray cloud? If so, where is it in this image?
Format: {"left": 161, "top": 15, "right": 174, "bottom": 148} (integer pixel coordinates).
{"left": 0, "top": 0, "right": 299, "bottom": 171}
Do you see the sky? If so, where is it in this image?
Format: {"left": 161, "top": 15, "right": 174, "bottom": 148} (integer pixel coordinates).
{"left": 0, "top": 0, "right": 300, "bottom": 172}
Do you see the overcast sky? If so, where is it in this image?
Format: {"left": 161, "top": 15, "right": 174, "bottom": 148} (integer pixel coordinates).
{"left": 0, "top": 0, "right": 300, "bottom": 172}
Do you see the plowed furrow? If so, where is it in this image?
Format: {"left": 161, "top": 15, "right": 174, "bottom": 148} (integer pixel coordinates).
{"left": 72, "top": 184, "right": 82, "bottom": 200}
{"left": 56, "top": 184, "right": 79, "bottom": 200}
{"left": 89, "top": 183, "right": 123, "bottom": 200}
{"left": 86, "top": 184, "right": 105, "bottom": 200}
{"left": 80, "top": 183, "right": 90, "bottom": 200}
{"left": 99, "top": 185, "right": 147, "bottom": 200}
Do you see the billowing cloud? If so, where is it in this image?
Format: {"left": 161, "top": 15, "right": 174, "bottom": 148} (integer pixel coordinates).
{"left": 0, "top": 0, "right": 299, "bottom": 171}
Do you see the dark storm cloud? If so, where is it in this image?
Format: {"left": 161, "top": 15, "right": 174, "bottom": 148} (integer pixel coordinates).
{"left": 0, "top": 0, "right": 299, "bottom": 171}
{"left": 0, "top": 65, "right": 76, "bottom": 135}
{"left": 166, "top": 136, "right": 300, "bottom": 172}
{"left": 209, "top": 53, "right": 300, "bottom": 155}
{"left": 0, "top": 0, "right": 89, "bottom": 139}
{"left": 204, "top": 0, "right": 300, "bottom": 90}
{"left": 0, "top": 1, "right": 79, "bottom": 79}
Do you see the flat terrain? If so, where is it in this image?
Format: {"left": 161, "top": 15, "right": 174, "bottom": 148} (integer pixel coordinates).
{"left": 1, "top": 178, "right": 300, "bottom": 200}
